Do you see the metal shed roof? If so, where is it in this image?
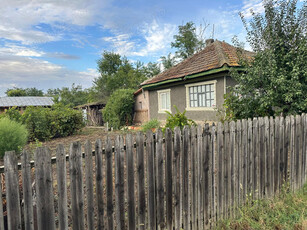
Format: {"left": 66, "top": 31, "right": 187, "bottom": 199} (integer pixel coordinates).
{"left": 0, "top": 97, "right": 54, "bottom": 107}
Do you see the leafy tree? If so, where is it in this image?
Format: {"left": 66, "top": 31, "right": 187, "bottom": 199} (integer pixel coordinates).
{"left": 93, "top": 51, "right": 148, "bottom": 100}
{"left": 225, "top": 0, "right": 307, "bottom": 119}
{"left": 47, "top": 84, "right": 90, "bottom": 107}
{"left": 102, "top": 89, "right": 135, "bottom": 129}
{"left": 160, "top": 53, "right": 177, "bottom": 70}
{"left": 143, "top": 62, "right": 161, "bottom": 77}
{"left": 171, "top": 21, "right": 206, "bottom": 59}
{"left": 5, "top": 87, "right": 44, "bottom": 97}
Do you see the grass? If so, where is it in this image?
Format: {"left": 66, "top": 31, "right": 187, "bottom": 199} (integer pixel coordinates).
{"left": 216, "top": 183, "right": 307, "bottom": 230}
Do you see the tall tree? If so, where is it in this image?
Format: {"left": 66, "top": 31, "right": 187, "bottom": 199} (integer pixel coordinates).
{"left": 6, "top": 87, "right": 44, "bottom": 97}
{"left": 143, "top": 62, "right": 161, "bottom": 78}
{"left": 171, "top": 21, "right": 206, "bottom": 59}
{"left": 225, "top": 0, "right": 307, "bottom": 119}
{"left": 160, "top": 53, "right": 177, "bottom": 70}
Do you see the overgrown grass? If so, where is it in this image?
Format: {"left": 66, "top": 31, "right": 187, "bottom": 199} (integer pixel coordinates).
{"left": 216, "top": 183, "right": 307, "bottom": 229}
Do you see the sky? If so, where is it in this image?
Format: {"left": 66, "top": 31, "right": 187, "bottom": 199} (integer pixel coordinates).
{"left": 0, "top": 0, "right": 266, "bottom": 96}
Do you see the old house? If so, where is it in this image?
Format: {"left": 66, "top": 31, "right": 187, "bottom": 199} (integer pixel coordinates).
{"left": 76, "top": 101, "right": 105, "bottom": 126}
{"left": 0, "top": 96, "right": 54, "bottom": 113}
{"left": 134, "top": 39, "right": 253, "bottom": 124}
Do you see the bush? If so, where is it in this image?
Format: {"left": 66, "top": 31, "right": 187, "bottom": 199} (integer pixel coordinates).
{"left": 0, "top": 118, "right": 28, "bottom": 158}
{"left": 141, "top": 119, "right": 160, "bottom": 132}
{"left": 102, "top": 89, "right": 135, "bottom": 129}
{"left": 163, "top": 105, "right": 196, "bottom": 131}
{"left": 21, "top": 105, "right": 85, "bottom": 141}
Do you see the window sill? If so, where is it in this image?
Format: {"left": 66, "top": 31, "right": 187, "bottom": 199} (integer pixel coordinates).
{"left": 158, "top": 110, "right": 171, "bottom": 114}
{"left": 185, "top": 107, "right": 216, "bottom": 111}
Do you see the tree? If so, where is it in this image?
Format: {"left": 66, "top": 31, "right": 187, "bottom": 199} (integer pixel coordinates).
{"left": 6, "top": 87, "right": 44, "bottom": 97}
{"left": 47, "top": 84, "right": 90, "bottom": 107}
{"left": 93, "top": 51, "right": 148, "bottom": 100}
{"left": 160, "top": 53, "right": 177, "bottom": 70}
{"left": 225, "top": 0, "right": 307, "bottom": 120}
{"left": 171, "top": 21, "right": 206, "bottom": 59}
{"left": 143, "top": 62, "right": 161, "bottom": 77}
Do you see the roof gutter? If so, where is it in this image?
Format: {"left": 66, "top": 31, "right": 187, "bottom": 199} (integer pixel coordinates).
{"left": 142, "top": 77, "right": 183, "bottom": 90}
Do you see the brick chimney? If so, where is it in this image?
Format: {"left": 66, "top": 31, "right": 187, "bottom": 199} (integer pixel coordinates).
{"left": 205, "top": 39, "right": 214, "bottom": 46}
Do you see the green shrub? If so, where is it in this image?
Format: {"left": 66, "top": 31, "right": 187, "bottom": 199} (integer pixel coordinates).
{"left": 102, "top": 89, "right": 135, "bottom": 129}
{"left": 0, "top": 118, "right": 28, "bottom": 158}
{"left": 21, "top": 105, "right": 85, "bottom": 141}
{"left": 141, "top": 119, "right": 160, "bottom": 132}
{"left": 163, "top": 105, "right": 196, "bottom": 131}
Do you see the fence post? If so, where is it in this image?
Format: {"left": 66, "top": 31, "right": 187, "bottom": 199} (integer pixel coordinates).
{"left": 69, "top": 142, "right": 85, "bottom": 230}
{"left": 21, "top": 150, "right": 34, "bottom": 230}
{"left": 56, "top": 144, "right": 68, "bottom": 230}
{"left": 4, "top": 151, "right": 22, "bottom": 230}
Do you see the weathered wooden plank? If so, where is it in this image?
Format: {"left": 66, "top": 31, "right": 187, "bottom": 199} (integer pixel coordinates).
{"left": 95, "top": 139, "right": 104, "bottom": 230}
{"left": 223, "top": 122, "right": 230, "bottom": 219}
{"left": 126, "top": 133, "right": 136, "bottom": 230}
{"left": 182, "top": 126, "right": 189, "bottom": 230}
{"left": 84, "top": 140, "right": 95, "bottom": 230}
{"left": 259, "top": 117, "right": 265, "bottom": 198}
{"left": 269, "top": 117, "right": 275, "bottom": 196}
{"left": 115, "top": 136, "right": 125, "bottom": 229}
{"left": 105, "top": 137, "right": 114, "bottom": 230}
{"left": 197, "top": 125, "right": 204, "bottom": 229}
{"left": 173, "top": 127, "right": 181, "bottom": 230}
{"left": 229, "top": 121, "right": 235, "bottom": 217}
{"left": 247, "top": 118, "right": 253, "bottom": 196}
{"left": 190, "top": 125, "right": 196, "bottom": 229}
{"left": 296, "top": 115, "right": 302, "bottom": 189}
{"left": 165, "top": 128, "right": 173, "bottom": 230}
{"left": 35, "top": 147, "right": 56, "bottom": 230}
{"left": 241, "top": 119, "right": 248, "bottom": 201}
{"left": 146, "top": 130, "right": 156, "bottom": 230}
{"left": 210, "top": 124, "right": 216, "bottom": 225}
{"left": 136, "top": 132, "right": 145, "bottom": 230}
{"left": 56, "top": 144, "right": 68, "bottom": 230}
{"left": 264, "top": 117, "right": 271, "bottom": 197}
{"left": 21, "top": 150, "right": 34, "bottom": 230}
{"left": 279, "top": 117, "right": 285, "bottom": 189}
{"left": 274, "top": 116, "right": 280, "bottom": 194}
{"left": 69, "top": 142, "right": 85, "bottom": 230}
{"left": 290, "top": 115, "right": 296, "bottom": 191}
{"left": 252, "top": 118, "right": 259, "bottom": 198}
{"left": 4, "top": 151, "right": 22, "bottom": 230}
{"left": 236, "top": 120, "right": 242, "bottom": 206}
{"left": 284, "top": 117, "right": 290, "bottom": 184}
{"left": 302, "top": 114, "right": 307, "bottom": 184}
{"left": 0, "top": 173, "right": 4, "bottom": 230}
{"left": 203, "top": 123, "right": 210, "bottom": 228}
{"left": 217, "top": 122, "right": 224, "bottom": 219}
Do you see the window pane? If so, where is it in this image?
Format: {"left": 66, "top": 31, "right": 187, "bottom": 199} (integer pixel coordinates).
{"left": 202, "top": 85, "right": 205, "bottom": 92}
{"left": 211, "top": 91, "right": 215, "bottom": 100}
{"left": 166, "top": 92, "right": 170, "bottom": 109}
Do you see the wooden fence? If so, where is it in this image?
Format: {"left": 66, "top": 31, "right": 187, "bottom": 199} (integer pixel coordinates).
{"left": 1, "top": 114, "right": 306, "bottom": 230}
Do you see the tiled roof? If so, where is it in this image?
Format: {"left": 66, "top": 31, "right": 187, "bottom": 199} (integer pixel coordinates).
{"left": 0, "top": 97, "right": 54, "bottom": 107}
{"left": 141, "top": 40, "right": 254, "bottom": 86}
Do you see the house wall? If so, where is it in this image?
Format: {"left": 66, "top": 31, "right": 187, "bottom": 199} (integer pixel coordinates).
{"left": 133, "top": 90, "right": 150, "bottom": 124}
{"left": 148, "top": 74, "right": 233, "bottom": 123}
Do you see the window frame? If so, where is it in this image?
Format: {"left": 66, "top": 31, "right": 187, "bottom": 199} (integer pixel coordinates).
{"left": 185, "top": 80, "right": 217, "bottom": 111}
{"left": 157, "top": 89, "right": 171, "bottom": 113}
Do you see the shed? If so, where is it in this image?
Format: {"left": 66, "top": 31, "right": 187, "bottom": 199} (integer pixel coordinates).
{"left": 0, "top": 96, "right": 54, "bottom": 113}
{"left": 76, "top": 101, "right": 105, "bottom": 126}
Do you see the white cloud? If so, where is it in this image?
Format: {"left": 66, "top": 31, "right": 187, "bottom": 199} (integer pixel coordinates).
{"left": 241, "top": 0, "right": 264, "bottom": 18}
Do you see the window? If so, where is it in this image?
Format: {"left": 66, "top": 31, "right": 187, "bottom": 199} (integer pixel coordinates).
{"left": 186, "top": 81, "right": 216, "bottom": 110}
{"left": 157, "top": 89, "right": 171, "bottom": 113}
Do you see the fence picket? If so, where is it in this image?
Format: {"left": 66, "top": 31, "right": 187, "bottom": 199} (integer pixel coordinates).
{"left": 165, "top": 128, "right": 173, "bottom": 230}
{"left": 203, "top": 124, "right": 210, "bottom": 228}
{"left": 197, "top": 125, "right": 204, "bottom": 229}
{"left": 190, "top": 126, "right": 196, "bottom": 230}
{"left": 95, "top": 139, "right": 104, "bottom": 230}
{"left": 136, "top": 132, "right": 145, "bottom": 230}
{"left": 69, "top": 142, "right": 85, "bottom": 230}
{"left": 259, "top": 117, "right": 265, "bottom": 198}
{"left": 217, "top": 122, "right": 224, "bottom": 219}
{"left": 296, "top": 115, "right": 302, "bottom": 189}
{"left": 241, "top": 119, "right": 248, "bottom": 201}
{"left": 173, "top": 127, "right": 181, "bottom": 230}
{"left": 105, "top": 137, "right": 114, "bottom": 230}
{"left": 21, "top": 150, "right": 34, "bottom": 230}
{"left": 182, "top": 126, "right": 189, "bottom": 230}
{"left": 4, "top": 151, "right": 22, "bottom": 230}
{"left": 115, "top": 136, "right": 125, "bottom": 229}
{"left": 264, "top": 117, "right": 270, "bottom": 197}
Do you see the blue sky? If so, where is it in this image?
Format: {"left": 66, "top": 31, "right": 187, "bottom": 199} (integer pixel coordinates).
{"left": 0, "top": 0, "right": 266, "bottom": 96}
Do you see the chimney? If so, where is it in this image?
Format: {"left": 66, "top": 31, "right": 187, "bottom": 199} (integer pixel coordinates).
{"left": 205, "top": 39, "right": 214, "bottom": 46}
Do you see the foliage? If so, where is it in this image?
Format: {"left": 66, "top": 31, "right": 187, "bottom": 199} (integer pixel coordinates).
{"left": 226, "top": 0, "right": 307, "bottom": 120}
{"left": 163, "top": 105, "right": 196, "bottom": 131}
{"left": 143, "top": 62, "right": 161, "bottom": 78}
{"left": 216, "top": 183, "right": 307, "bottom": 229}
{"left": 47, "top": 83, "right": 91, "bottom": 107}
{"left": 171, "top": 21, "right": 206, "bottom": 60}
{"left": 160, "top": 53, "right": 177, "bottom": 70}
{"left": 6, "top": 87, "right": 44, "bottom": 97}
{"left": 94, "top": 51, "right": 148, "bottom": 101}
{"left": 0, "top": 106, "right": 22, "bottom": 123}
{"left": 102, "top": 89, "right": 135, "bottom": 129}
{"left": 0, "top": 118, "right": 28, "bottom": 158}
{"left": 21, "top": 105, "right": 85, "bottom": 141}
{"left": 141, "top": 119, "right": 161, "bottom": 132}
